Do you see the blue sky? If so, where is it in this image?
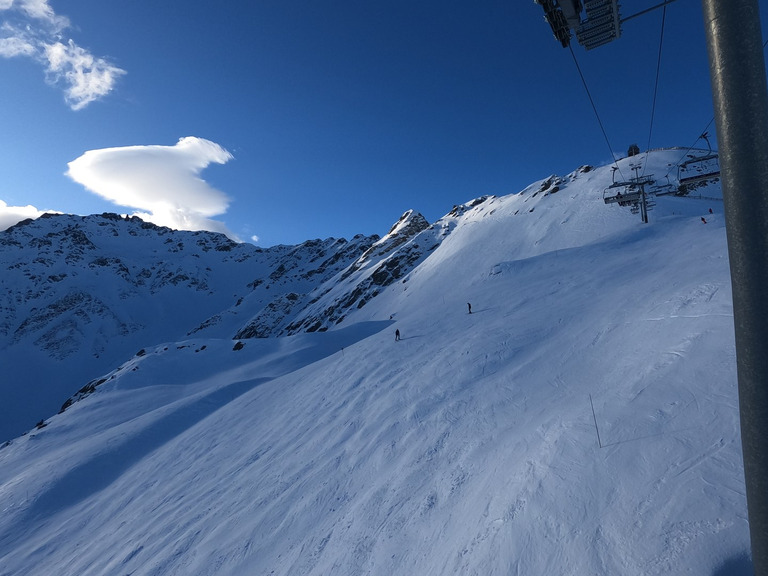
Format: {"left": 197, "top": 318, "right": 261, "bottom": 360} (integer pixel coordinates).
{"left": 1, "top": 0, "right": 767, "bottom": 246}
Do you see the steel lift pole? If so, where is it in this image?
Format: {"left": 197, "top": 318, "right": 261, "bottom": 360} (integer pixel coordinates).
{"left": 701, "top": 1, "right": 768, "bottom": 572}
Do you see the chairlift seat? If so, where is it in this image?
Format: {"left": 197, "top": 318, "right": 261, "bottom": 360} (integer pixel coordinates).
{"left": 678, "top": 153, "right": 720, "bottom": 186}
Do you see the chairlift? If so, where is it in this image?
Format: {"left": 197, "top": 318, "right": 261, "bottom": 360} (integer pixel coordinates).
{"left": 534, "top": 0, "right": 620, "bottom": 50}
{"left": 604, "top": 166, "right": 652, "bottom": 206}
{"left": 603, "top": 183, "right": 642, "bottom": 206}
{"left": 603, "top": 170, "right": 655, "bottom": 223}
{"left": 651, "top": 175, "right": 676, "bottom": 196}
{"left": 677, "top": 132, "right": 721, "bottom": 194}
{"left": 652, "top": 184, "right": 676, "bottom": 195}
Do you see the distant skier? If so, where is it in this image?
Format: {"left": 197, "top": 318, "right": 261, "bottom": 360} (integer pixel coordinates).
{"left": 701, "top": 217, "right": 707, "bottom": 224}
{"left": 395, "top": 329, "right": 400, "bottom": 341}
{"left": 709, "top": 208, "right": 713, "bottom": 214}
{"left": 467, "top": 302, "right": 472, "bottom": 314}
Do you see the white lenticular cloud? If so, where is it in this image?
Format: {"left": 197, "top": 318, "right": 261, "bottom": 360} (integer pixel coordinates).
{"left": 1, "top": 1, "right": 124, "bottom": 109}
{"left": 67, "top": 137, "right": 240, "bottom": 240}
{"left": 0, "top": 199, "right": 55, "bottom": 231}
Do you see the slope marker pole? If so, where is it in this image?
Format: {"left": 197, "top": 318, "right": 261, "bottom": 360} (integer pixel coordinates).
{"left": 589, "top": 394, "right": 603, "bottom": 448}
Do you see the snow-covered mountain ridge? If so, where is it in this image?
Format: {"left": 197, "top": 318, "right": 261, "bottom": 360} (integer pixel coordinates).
{"left": 0, "top": 149, "right": 748, "bottom": 575}
{"left": 0, "top": 213, "right": 380, "bottom": 441}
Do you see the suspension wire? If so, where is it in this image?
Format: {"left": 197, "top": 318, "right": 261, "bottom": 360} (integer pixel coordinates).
{"left": 664, "top": 122, "right": 715, "bottom": 180}
{"left": 643, "top": 2, "right": 668, "bottom": 177}
{"left": 663, "top": 35, "right": 768, "bottom": 180}
{"left": 569, "top": 0, "right": 758, "bottom": 185}
{"left": 568, "top": 43, "right": 625, "bottom": 181}
{"left": 621, "top": 0, "right": 679, "bottom": 25}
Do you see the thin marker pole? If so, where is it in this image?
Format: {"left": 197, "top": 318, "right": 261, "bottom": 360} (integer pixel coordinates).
{"left": 589, "top": 394, "right": 603, "bottom": 449}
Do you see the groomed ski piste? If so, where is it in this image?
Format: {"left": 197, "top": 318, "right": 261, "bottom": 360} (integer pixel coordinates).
{"left": 0, "top": 149, "right": 750, "bottom": 575}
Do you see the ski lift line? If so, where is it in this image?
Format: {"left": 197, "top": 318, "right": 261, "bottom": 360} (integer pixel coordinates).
{"left": 643, "top": 2, "right": 668, "bottom": 177}
{"left": 678, "top": 153, "right": 720, "bottom": 188}
{"left": 663, "top": 123, "right": 715, "bottom": 182}
{"left": 672, "top": 131, "right": 720, "bottom": 193}
{"left": 661, "top": 33, "right": 768, "bottom": 181}
{"left": 680, "top": 151, "right": 718, "bottom": 167}
{"left": 568, "top": 43, "right": 625, "bottom": 181}
{"left": 619, "top": 0, "right": 679, "bottom": 25}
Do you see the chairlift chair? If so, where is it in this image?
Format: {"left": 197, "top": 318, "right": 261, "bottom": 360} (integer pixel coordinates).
{"left": 535, "top": 0, "right": 620, "bottom": 50}
{"left": 651, "top": 175, "right": 676, "bottom": 196}
{"left": 603, "top": 183, "right": 642, "bottom": 206}
{"left": 677, "top": 132, "right": 721, "bottom": 194}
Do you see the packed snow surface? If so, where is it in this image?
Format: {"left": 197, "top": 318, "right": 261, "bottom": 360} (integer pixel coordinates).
{"left": 0, "top": 150, "right": 750, "bottom": 575}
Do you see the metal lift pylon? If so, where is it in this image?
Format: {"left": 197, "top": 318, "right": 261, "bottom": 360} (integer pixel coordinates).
{"left": 603, "top": 164, "right": 655, "bottom": 223}
{"left": 702, "top": 1, "right": 768, "bottom": 573}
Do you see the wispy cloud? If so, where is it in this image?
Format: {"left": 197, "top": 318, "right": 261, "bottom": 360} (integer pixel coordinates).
{"left": 44, "top": 40, "right": 126, "bottom": 110}
{"left": 66, "top": 137, "right": 240, "bottom": 240}
{"left": 0, "top": 29, "right": 35, "bottom": 57}
{"left": 0, "top": 0, "right": 124, "bottom": 109}
{"left": 13, "top": 0, "right": 66, "bottom": 24}
{"left": 0, "top": 199, "right": 55, "bottom": 231}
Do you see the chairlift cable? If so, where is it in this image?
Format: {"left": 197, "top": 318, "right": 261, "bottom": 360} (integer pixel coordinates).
{"left": 568, "top": 43, "right": 625, "bottom": 180}
{"left": 643, "top": 2, "right": 668, "bottom": 177}
{"left": 664, "top": 33, "right": 768, "bottom": 180}
{"left": 667, "top": 125, "right": 715, "bottom": 181}
{"left": 620, "top": 0, "right": 679, "bottom": 25}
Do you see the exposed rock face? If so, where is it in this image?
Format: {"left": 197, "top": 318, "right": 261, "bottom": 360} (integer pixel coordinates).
{"left": 1, "top": 213, "right": 258, "bottom": 358}
{"left": 1, "top": 214, "right": 384, "bottom": 349}
{"left": 275, "top": 207, "right": 497, "bottom": 335}
{"left": 15, "top": 291, "right": 134, "bottom": 360}
{"left": 191, "top": 234, "right": 380, "bottom": 339}
{"left": 233, "top": 292, "right": 302, "bottom": 339}
{"left": 185, "top": 210, "right": 438, "bottom": 339}
{"left": 353, "top": 210, "right": 431, "bottom": 266}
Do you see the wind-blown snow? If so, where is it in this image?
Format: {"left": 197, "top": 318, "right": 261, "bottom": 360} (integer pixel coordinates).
{"left": 0, "top": 150, "right": 750, "bottom": 575}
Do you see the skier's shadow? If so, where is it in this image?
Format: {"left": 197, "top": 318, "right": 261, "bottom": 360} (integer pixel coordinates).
{"left": 467, "top": 307, "right": 492, "bottom": 315}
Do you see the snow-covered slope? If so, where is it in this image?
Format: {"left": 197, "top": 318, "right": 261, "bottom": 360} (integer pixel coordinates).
{"left": 0, "top": 149, "right": 749, "bottom": 575}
